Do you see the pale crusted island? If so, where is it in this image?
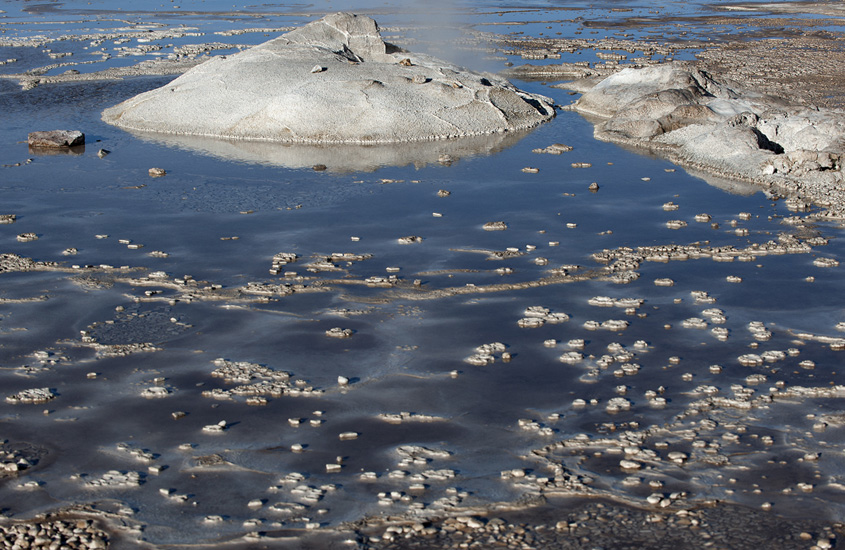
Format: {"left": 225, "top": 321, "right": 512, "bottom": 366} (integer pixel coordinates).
{"left": 101, "top": 12, "right": 554, "bottom": 144}
{"left": 561, "top": 62, "right": 845, "bottom": 218}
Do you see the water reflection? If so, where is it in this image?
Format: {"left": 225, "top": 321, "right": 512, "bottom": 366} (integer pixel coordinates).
{"left": 123, "top": 127, "right": 537, "bottom": 171}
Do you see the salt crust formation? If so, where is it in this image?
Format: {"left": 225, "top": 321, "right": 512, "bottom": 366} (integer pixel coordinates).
{"left": 566, "top": 62, "right": 845, "bottom": 217}
{"left": 102, "top": 13, "right": 554, "bottom": 144}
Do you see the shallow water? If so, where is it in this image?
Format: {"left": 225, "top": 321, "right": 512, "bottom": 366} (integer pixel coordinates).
{"left": 2, "top": 1, "right": 845, "bottom": 547}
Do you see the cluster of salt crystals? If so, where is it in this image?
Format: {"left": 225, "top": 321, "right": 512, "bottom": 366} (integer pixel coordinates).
{"left": 262, "top": 473, "right": 337, "bottom": 527}
{"left": 325, "top": 327, "right": 353, "bottom": 338}
{"left": 141, "top": 386, "right": 171, "bottom": 398}
{"left": 517, "top": 306, "right": 569, "bottom": 328}
{"left": 365, "top": 445, "right": 458, "bottom": 506}
{"left": 588, "top": 296, "right": 644, "bottom": 308}
{"left": 116, "top": 442, "right": 156, "bottom": 462}
{"left": 269, "top": 252, "right": 298, "bottom": 275}
{"left": 518, "top": 418, "right": 555, "bottom": 436}
{"left": 377, "top": 412, "right": 445, "bottom": 424}
{"left": 482, "top": 221, "right": 508, "bottom": 231}
{"left": 202, "top": 358, "right": 320, "bottom": 401}
{"left": 813, "top": 257, "right": 839, "bottom": 267}
{"left": 582, "top": 319, "right": 629, "bottom": 331}
{"left": 464, "top": 342, "right": 508, "bottom": 366}
{"left": 681, "top": 318, "right": 708, "bottom": 329}
{"left": 747, "top": 321, "right": 772, "bottom": 341}
{"left": 397, "top": 236, "right": 423, "bottom": 244}
{"left": 6, "top": 388, "right": 56, "bottom": 404}
{"left": 84, "top": 470, "right": 143, "bottom": 487}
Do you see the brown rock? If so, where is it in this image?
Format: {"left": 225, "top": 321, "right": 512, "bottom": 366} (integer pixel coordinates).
{"left": 27, "top": 130, "right": 84, "bottom": 148}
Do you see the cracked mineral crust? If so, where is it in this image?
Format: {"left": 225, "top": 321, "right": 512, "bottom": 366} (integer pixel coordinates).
{"left": 102, "top": 12, "right": 554, "bottom": 144}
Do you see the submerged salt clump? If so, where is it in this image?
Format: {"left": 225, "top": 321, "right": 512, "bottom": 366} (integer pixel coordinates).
{"left": 102, "top": 13, "right": 554, "bottom": 144}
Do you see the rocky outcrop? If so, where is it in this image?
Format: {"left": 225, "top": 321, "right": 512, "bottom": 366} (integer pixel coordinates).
{"left": 566, "top": 62, "right": 845, "bottom": 218}
{"left": 102, "top": 13, "right": 554, "bottom": 144}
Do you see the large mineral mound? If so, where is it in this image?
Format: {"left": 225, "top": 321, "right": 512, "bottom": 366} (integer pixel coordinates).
{"left": 102, "top": 13, "right": 554, "bottom": 144}
{"left": 566, "top": 62, "right": 845, "bottom": 217}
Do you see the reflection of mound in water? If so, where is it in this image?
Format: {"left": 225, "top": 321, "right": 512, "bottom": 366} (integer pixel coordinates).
{"left": 126, "top": 127, "right": 536, "bottom": 171}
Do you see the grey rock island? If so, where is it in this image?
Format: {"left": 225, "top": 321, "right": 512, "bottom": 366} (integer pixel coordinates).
{"left": 102, "top": 12, "right": 555, "bottom": 144}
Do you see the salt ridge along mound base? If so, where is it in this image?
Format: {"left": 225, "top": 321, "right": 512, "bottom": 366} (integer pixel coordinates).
{"left": 102, "top": 12, "right": 554, "bottom": 144}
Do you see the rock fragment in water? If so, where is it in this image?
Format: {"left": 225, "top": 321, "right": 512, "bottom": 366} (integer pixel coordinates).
{"left": 378, "top": 412, "right": 444, "bottom": 424}
{"left": 533, "top": 143, "right": 572, "bottom": 154}
{"left": 86, "top": 470, "right": 142, "bottom": 487}
{"left": 6, "top": 388, "right": 56, "bottom": 404}
{"left": 27, "top": 130, "right": 84, "bottom": 148}
{"left": 483, "top": 221, "right": 508, "bottom": 231}
{"left": 588, "top": 296, "right": 643, "bottom": 308}
{"left": 738, "top": 353, "right": 764, "bottom": 367}
{"left": 813, "top": 257, "right": 839, "bottom": 268}
{"left": 682, "top": 318, "right": 708, "bottom": 329}
{"left": 203, "top": 420, "right": 229, "bottom": 432}
{"left": 465, "top": 342, "right": 507, "bottom": 365}
{"left": 148, "top": 167, "right": 166, "bottom": 177}
{"left": 559, "top": 351, "right": 583, "bottom": 364}
{"left": 605, "top": 397, "right": 631, "bottom": 413}
{"left": 270, "top": 252, "right": 298, "bottom": 275}
{"left": 747, "top": 321, "right": 772, "bottom": 341}
{"left": 397, "top": 236, "right": 423, "bottom": 244}
{"left": 518, "top": 306, "right": 569, "bottom": 328}
{"left": 16, "top": 233, "right": 37, "bottom": 242}
{"left": 141, "top": 387, "right": 171, "bottom": 398}
{"left": 690, "top": 290, "right": 716, "bottom": 304}
{"left": 326, "top": 327, "right": 353, "bottom": 338}
{"left": 102, "top": 13, "right": 554, "bottom": 143}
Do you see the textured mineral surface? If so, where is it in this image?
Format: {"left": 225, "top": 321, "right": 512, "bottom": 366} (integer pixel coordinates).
{"left": 566, "top": 62, "right": 845, "bottom": 218}
{"left": 102, "top": 12, "right": 554, "bottom": 144}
